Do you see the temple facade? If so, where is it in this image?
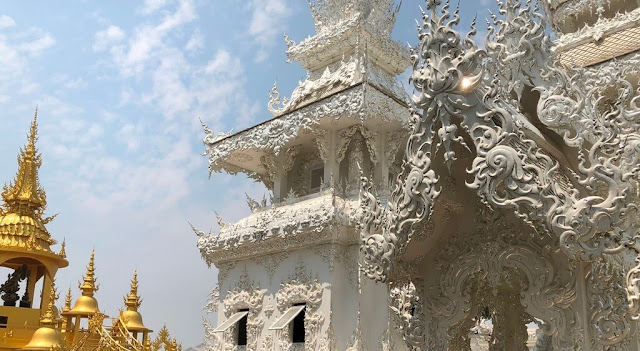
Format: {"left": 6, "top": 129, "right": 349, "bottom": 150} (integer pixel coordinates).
{"left": 0, "top": 112, "right": 181, "bottom": 351}
{"left": 198, "top": 0, "right": 640, "bottom": 350}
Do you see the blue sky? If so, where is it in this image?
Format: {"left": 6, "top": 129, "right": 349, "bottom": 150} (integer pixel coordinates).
{"left": 0, "top": 0, "right": 496, "bottom": 345}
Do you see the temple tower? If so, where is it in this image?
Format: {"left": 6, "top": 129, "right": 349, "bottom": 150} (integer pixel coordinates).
{"left": 120, "top": 271, "right": 152, "bottom": 344}
{"left": 197, "top": 0, "right": 411, "bottom": 349}
{"left": 0, "top": 110, "right": 68, "bottom": 350}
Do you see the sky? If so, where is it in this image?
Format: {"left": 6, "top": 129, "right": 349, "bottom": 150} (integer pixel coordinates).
{"left": 0, "top": 0, "right": 498, "bottom": 346}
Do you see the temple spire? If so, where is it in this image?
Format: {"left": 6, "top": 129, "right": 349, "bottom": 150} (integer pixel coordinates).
{"left": 40, "top": 279, "right": 59, "bottom": 327}
{"left": 1, "top": 107, "right": 47, "bottom": 214}
{"left": 79, "top": 250, "right": 99, "bottom": 297}
{"left": 63, "top": 286, "right": 72, "bottom": 313}
{"left": 124, "top": 270, "right": 142, "bottom": 310}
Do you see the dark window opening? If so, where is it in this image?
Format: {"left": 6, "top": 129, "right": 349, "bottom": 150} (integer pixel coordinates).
{"left": 292, "top": 303, "right": 306, "bottom": 343}
{"left": 310, "top": 168, "right": 324, "bottom": 192}
{"left": 237, "top": 309, "right": 249, "bottom": 346}
{"left": 0, "top": 315, "right": 8, "bottom": 328}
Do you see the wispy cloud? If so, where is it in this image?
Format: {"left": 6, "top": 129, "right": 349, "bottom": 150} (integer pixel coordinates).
{"left": 247, "top": 0, "right": 292, "bottom": 61}
{"left": 110, "top": 0, "right": 196, "bottom": 77}
{"left": 93, "top": 25, "right": 125, "bottom": 51}
{"left": 0, "top": 15, "right": 15, "bottom": 29}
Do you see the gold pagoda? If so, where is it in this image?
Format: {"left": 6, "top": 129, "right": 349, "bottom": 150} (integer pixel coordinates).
{"left": 0, "top": 110, "right": 182, "bottom": 351}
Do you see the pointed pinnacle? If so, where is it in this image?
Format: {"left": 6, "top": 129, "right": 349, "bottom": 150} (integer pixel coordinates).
{"left": 27, "top": 106, "right": 39, "bottom": 152}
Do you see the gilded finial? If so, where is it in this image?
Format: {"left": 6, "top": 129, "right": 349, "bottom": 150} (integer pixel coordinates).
{"left": 58, "top": 238, "right": 66, "bottom": 258}
{"left": 28, "top": 106, "right": 38, "bottom": 153}
{"left": 1, "top": 107, "right": 47, "bottom": 214}
{"left": 79, "top": 250, "right": 99, "bottom": 296}
{"left": 124, "top": 270, "right": 141, "bottom": 310}
{"left": 40, "top": 279, "right": 59, "bottom": 326}
{"left": 63, "top": 286, "right": 72, "bottom": 313}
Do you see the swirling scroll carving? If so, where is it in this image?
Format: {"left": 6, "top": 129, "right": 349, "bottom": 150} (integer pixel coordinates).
{"left": 360, "top": 0, "right": 640, "bottom": 335}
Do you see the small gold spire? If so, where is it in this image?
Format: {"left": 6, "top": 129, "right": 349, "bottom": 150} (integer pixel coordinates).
{"left": 58, "top": 238, "right": 66, "bottom": 258}
{"left": 63, "top": 287, "right": 72, "bottom": 313}
{"left": 124, "top": 270, "right": 141, "bottom": 310}
{"left": 41, "top": 279, "right": 59, "bottom": 326}
{"left": 79, "top": 250, "right": 99, "bottom": 297}
{"left": 1, "top": 106, "right": 47, "bottom": 214}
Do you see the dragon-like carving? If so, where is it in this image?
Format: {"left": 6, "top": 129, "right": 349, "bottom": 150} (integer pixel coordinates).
{"left": 359, "top": 0, "right": 640, "bottom": 345}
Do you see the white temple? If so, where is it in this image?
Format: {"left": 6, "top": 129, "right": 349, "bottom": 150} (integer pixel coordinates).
{"left": 195, "top": 0, "right": 640, "bottom": 349}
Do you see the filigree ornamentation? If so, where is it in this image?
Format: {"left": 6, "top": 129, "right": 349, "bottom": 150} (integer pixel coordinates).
{"left": 204, "top": 285, "right": 220, "bottom": 314}
{"left": 220, "top": 269, "right": 265, "bottom": 351}
{"left": 255, "top": 252, "right": 288, "bottom": 284}
{"left": 336, "top": 125, "right": 379, "bottom": 164}
{"left": 275, "top": 272, "right": 324, "bottom": 351}
{"left": 313, "top": 129, "right": 329, "bottom": 163}
{"left": 197, "top": 195, "right": 357, "bottom": 265}
{"left": 361, "top": 0, "right": 640, "bottom": 326}
{"left": 588, "top": 259, "right": 635, "bottom": 349}
{"left": 261, "top": 145, "right": 302, "bottom": 190}
{"left": 389, "top": 281, "right": 426, "bottom": 348}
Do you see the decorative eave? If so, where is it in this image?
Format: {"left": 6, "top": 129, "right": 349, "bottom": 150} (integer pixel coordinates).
{"left": 195, "top": 193, "right": 360, "bottom": 265}
{"left": 286, "top": 21, "right": 410, "bottom": 75}
{"left": 203, "top": 84, "right": 411, "bottom": 183}
{"left": 554, "top": 8, "right": 640, "bottom": 67}
{"left": 546, "top": 0, "right": 631, "bottom": 34}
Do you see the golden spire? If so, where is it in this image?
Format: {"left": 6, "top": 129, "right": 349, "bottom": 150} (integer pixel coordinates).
{"left": 124, "top": 270, "right": 142, "bottom": 310}
{"left": 79, "top": 250, "right": 99, "bottom": 297}
{"left": 1, "top": 107, "right": 47, "bottom": 214}
{"left": 41, "top": 279, "right": 59, "bottom": 327}
{"left": 63, "top": 287, "right": 72, "bottom": 313}
{"left": 58, "top": 238, "right": 66, "bottom": 258}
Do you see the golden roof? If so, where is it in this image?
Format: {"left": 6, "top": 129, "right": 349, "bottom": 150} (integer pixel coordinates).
{"left": 0, "top": 109, "right": 67, "bottom": 266}
{"left": 67, "top": 250, "right": 100, "bottom": 315}
{"left": 22, "top": 280, "right": 66, "bottom": 350}
{"left": 121, "top": 270, "right": 150, "bottom": 332}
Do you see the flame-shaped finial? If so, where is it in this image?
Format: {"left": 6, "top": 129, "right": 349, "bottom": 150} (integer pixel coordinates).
{"left": 62, "top": 286, "right": 72, "bottom": 313}
{"left": 124, "top": 270, "right": 142, "bottom": 310}
{"left": 79, "top": 250, "right": 99, "bottom": 297}
{"left": 58, "top": 238, "right": 67, "bottom": 258}
{"left": 40, "top": 279, "right": 59, "bottom": 326}
{"left": 1, "top": 107, "right": 47, "bottom": 214}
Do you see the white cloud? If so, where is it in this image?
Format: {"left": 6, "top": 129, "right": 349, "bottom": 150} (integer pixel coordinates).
{"left": 204, "top": 49, "right": 241, "bottom": 76}
{"left": 93, "top": 25, "right": 125, "bottom": 52}
{"left": 0, "top": 15, "right": 15, "bottom": 29}
{"left": 109, "top": 0, "right": 196, "bottom": 77}
{"left": 0, "top": 26, "right": 55, "bottom": 98}
{"left": 185, "top": 29, "right": 203, "bottom": 52}
{"left": 18, "top": 32, "right": 55, "bottom": 55}
{"left": 247, "top": 0, "right": 292, "bottom": 61}
{"left": 141, "top": 0, "right": 172, "bottom": 15}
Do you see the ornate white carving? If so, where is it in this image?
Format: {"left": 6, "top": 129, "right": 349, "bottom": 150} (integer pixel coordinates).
{"left": 288, "top": 0, "right": 408, "bottom": 74}
{"left": 275, "top": 265, "right": 324, "bottom": 351}
{"left": 255, "top": 252, "right": 288, "bottom": 284}
{"left": 358, "top": 0, "right": 640, "bottom": 348}
{"left": 362, "top": 0, "right": 640, "bottom": 290}
{"left": 389, "top": 281, "right": 426, "bottom": 348}
{"left": 197, "top": 195, "right": 359, "bottom": 265}
{"left": 204, "top": 85, "right": 410, "bottom": 179}
{"left": 220, "top": 270, "right": 265, "bottom": 351}
{"left": 588, "top": 259, "right": 636, "bottom": 349}
{"left": 336, "top": 125, "right": 379, "bottom": 164}
{"left": 553, "top": 7, "right": 640, "bottom": 50}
